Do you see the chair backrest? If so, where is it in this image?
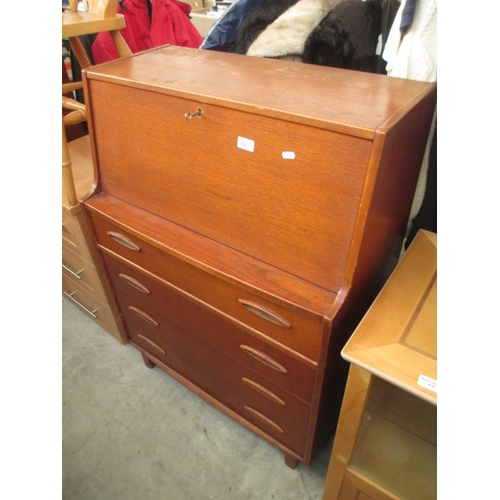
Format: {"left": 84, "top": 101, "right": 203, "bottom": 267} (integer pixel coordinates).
{"left": 62, "top": 88, "right": 87, "bottom": 208}
{"left": 63, "top": 0, "right": 132, "bottom": 70}
{"left": 62, "top": 0, "right": 132, "bottom": 209}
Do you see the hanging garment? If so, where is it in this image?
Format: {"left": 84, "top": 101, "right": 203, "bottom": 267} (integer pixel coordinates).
{"left": 241, "top": 0, "right": 343, "bottom": 60}
{"left": 232, "top": 0, "right": 303, "bottom": 55}
{"left": 399, "top": 0, "right": 417, "bottom": 35}
{"left": 382, "top": 0, "right": 437, "bottom": 250}
{"left": 92, "top": 0, "right": 203, "bottom": 64}
{"left": 149, "top": 0, "right": 203, "bottom": 48}
{"left": 303, "top": 0, "right": 388, "bottom": 72}
{"left": 382, "top": 0, "right": 436, "bottom": 81}
{"left": 92, "top": 0, "right": 153, "bottom": 64}
{"left": 201, "top": 0, "right": 264, "bottom": 52}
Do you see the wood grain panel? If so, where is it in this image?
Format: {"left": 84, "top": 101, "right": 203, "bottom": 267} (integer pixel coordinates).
{"left": 88, "top": 204, "right": 327, "bottom": 362}
{"left": 103, "top": 252, "right": 317, "bottom": 402}
{"left": 89, "top": 81, "right": 371, "bottom": 291}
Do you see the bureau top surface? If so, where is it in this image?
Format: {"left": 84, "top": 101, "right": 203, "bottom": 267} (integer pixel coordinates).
{"left": 85, "top": 46, "right": 436, "bottom": 139}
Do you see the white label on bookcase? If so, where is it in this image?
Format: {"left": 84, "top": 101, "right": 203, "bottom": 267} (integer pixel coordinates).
{"left": 418, "top": 374, "right": 437, "bottom": 393}
{"left": 237, "top": 136, "right": 255, "bottom": 153}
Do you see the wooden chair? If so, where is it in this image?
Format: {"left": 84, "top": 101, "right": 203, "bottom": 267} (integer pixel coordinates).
{"left": 62, "top": 0, "right": 132, "bottom": 71}
{"left": 62, "top": 0, "right": 133, "bottom": 214}
{"left": 62, "top": 0, "right": 130, "bottom": 344}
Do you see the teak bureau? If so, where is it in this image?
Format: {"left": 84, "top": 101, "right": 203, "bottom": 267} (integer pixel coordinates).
{"left": 81, "top": 46, "right": 437, "bottom": 468}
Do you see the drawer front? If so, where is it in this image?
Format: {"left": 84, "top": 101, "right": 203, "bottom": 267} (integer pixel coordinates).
{"left": 62, "top": 273, "right": 118, "bottom": 336}
{"left": 90, "top": 212, "right": 324, "bottom": 362}
{"left": 119, "top": 298, "right": 310, "bottom": 456}
{"left": 90, "top": 82, "right": 371, "bottom": 291}
{"left": 62, "top": 209, "right": 79, "bottom": 251}
{"left": 106, "top": 255, "right": 316, "bottom": 402}
{"left": 62, "top": 209, "right": 100, "bottom": 263}
{"left": 62, "top": 244, "right": 107, "bottom": 303}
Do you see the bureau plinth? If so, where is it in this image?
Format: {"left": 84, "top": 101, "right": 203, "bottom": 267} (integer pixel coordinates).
{"left": 81, "top": 46, "right": 437, "bottom": 467}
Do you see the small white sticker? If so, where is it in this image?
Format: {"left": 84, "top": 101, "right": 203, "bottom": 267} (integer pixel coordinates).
{"left": 282, "top": 151, "right": 296, "bottom": 160}
{"left": 418, "top": 374, "right": 437, "bottom": 393}
{"left": 237, "top": 136, "right": 255, "bottom": 153}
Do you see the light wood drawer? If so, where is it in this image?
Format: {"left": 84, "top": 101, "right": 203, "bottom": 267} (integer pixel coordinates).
{"left": 62, "top": 209, "right": 100, "bottom": 263}
{"left": 120, "top": 300, "right": 310, "bottom": 457}
{"left": 62, "top": 209, "right": 79, "bottom": 252}
{"left": 62, "top": 273, "right": 118, "bottom": 336}
{"left": 108, "top": 260, "right": 316, "bottom": 402}
{"left": 62, "top": 244, "right": 108, "bottom": 303}
{"left": 89, "top": 212, "right": 325, "bottom": 363}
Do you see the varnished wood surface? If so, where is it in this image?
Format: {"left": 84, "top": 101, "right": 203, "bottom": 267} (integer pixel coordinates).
{"left": 86, "top": 197, "right": 327, "bottom": 364}
{"left": 342, "top": 230, "right": 437, "bottom": 405}
{"left": 83, "top": 46, "right": 436, "bottom": 140}
{"left": 87, "top": 81, "right": 372, "bottom": 292}
{"left": 62, "top": 135, "right": 95, "bottom": 210}
{"left": 85, "top": 194, "right": 335, "bottom": 320}
{"left": 322, "top": 364, "right": 371, "bottom": 499}
{"left": 101, "top": 251, "right": 317, "bottom": 402}
{"left": 62, "top": 11, "right": 126, "bottom": 38}
{"left": 322, "top": 231, "right": 437, "bottom": 499}
{"left": 82, "top": 48, "right": 437, "bottom": 467}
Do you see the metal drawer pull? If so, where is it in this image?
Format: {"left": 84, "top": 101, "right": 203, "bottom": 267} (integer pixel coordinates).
{"left": 244, "top": 406, "right": 284, "bottom": 433}
{"left": 107, "top": 231, "right": 141, "bottom": 251}
{"left": 240, "top": 345, "right": 287, "bottom": 374}
{"left": 118, "top": 274, "right": 151, "bottom": 294}
{"left": 238, "top": 299, "right": 291, "bottom": 328}
{"left": 129, "top": 306, "right": 159, "bottom": 326}
{"left": 184, "top": 107, "right": 202, "bottom": 120}
{"left": 137, "top": 334, "right": 166, "bottom": 355}
{"left": 63, "top": 291, "right": 98, "bottom": 319}
{"left": 62, "top": 263, "right": 84, "bottom": 280}
{"left": 242, "top": 378, "right": 286, "bottom": 406}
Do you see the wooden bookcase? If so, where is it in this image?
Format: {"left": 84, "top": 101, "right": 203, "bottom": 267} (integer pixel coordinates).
{"left": 322, "top": 230, "right": 437, "bottom": 498}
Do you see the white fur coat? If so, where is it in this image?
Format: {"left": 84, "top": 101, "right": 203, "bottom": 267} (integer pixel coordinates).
{"left": 246, "top": 0, "right": 344, "bottom": 59}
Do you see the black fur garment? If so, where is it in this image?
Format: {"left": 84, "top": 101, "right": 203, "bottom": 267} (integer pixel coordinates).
{"left": 303, "top": 0, "right": 390, "bottom": 73}
{"left": 233, "top": 0, "right": 302, "bottom": 54}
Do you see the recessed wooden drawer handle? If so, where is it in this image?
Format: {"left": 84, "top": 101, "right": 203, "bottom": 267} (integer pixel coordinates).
{"left": 128, "top": 306, "right": 159, "bottom": 326}
{"left": 238, "top": 299, "right": 291, "bottom": 328}
{"left": 118, "top": 274, "right": 151, "bottom": 294}
{"left": 240, "top": 345, "right": 287, "bottom": 374}
{"left": 242, "top": 378, "right": 286, "bottom": 406}
{"left": 107, "top": 231, "right": 141, "bottom": 251}
{"left": 137, "top": 334, "right": 165, "bottom": 355}
{"left": 244, "top": 406, "right": 284, "bottom": 434}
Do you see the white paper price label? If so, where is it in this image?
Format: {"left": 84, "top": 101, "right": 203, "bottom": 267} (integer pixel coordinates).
{"left": 418, "top": 374, "right": 437, "bottom": 393}
{"left": 237, "top": 136, "right": 255, "bottom": 153}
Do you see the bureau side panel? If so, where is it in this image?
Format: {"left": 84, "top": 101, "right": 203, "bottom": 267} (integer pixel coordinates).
{"left": 307, "top": 85, "right": 437, "bottom": 462}
{"left": 87, "top": 81, "right": 372, "bottom": 292}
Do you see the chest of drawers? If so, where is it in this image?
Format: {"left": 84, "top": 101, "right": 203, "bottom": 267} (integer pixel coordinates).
{"left": 81, "top": 46, "right": 436, "bottom": 467}
{"left": 62, "top": 135, "right": 127, "bottom": 344}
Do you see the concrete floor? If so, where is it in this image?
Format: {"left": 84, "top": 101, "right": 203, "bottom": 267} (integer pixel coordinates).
{"left": 62, "top": 297, "right": 334, "bottom": 500}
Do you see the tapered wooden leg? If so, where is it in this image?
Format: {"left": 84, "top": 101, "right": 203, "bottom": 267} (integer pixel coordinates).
{"left": 284, "top": 453, "right": 298, "bottom": 469}
{"left": 142, "top": 353, "right": 156, "bottom": 369}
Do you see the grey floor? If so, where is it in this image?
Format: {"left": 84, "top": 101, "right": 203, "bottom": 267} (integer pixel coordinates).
{"left": 62, "top": 297, "right": 334, "bottom": 500}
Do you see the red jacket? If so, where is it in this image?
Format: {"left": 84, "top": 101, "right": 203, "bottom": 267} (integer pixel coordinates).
{"left": 92, "top": 0, "right": 203, "bottom": 64}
